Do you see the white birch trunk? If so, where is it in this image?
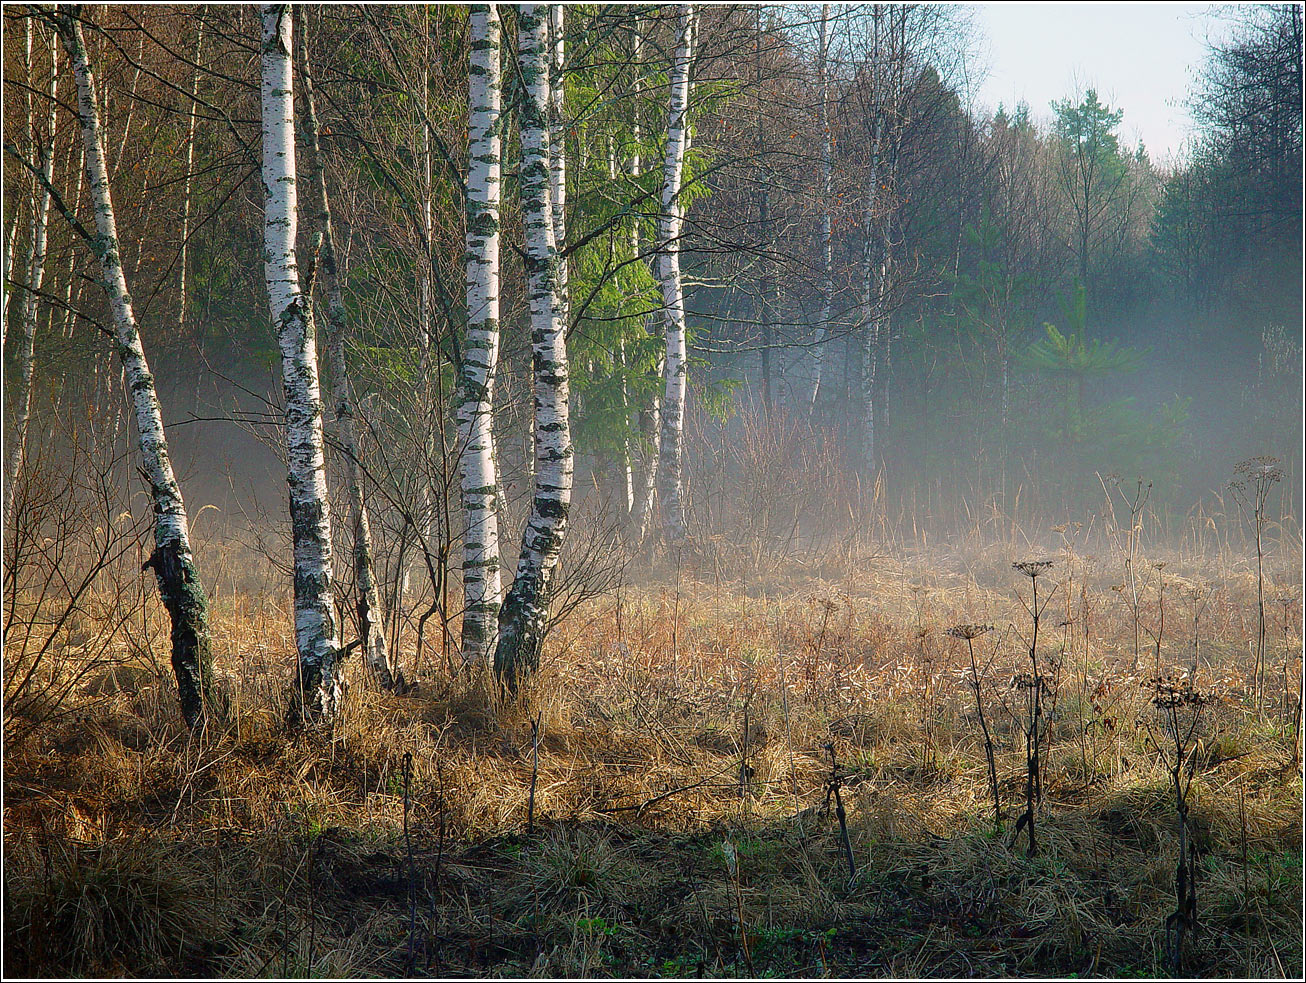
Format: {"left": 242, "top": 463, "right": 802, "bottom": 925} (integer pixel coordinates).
{"left": 809, "top": 3, "right": 832, "bottom": 411}
{"left": 655, "top": 5, "right": 695, "bottom": 545}
{"left": 294, "top": 7, "right": 400, "bottom": 692}
{"left": 177, "top": 11, "right": 204, "bottom": 334}
{"left": 405, "top": 6, "right": 434, "bottom": 639}
{"left": 860, "top": 63, "right": 884, "bottom": 477}
{"left": 59, "top": 134, "right": 84, "bottom": 340}
{"left": 549, "top": 5, "right": 568, "bottom": 326}
{"left": 2, "top": 19, "right": 35, "bottom": 342}
{"left": 260, "top": 4, "right": 341, "bottom": 719}
{"left": 4, "top": 27, "right": 58, "bottom": 530}
{"left": 458, "top": 3, "right": 504, "bottom": 667}
{"left": 606, "top": 135, "right": 636, "bottom": 518}
{"left": 4, "top": 18, "right": 35, "bottom": 345}
{"left": 58, "top": 7, "right": 213, "bottom": 727}
{"left": 494, "top": 3, "right": 573, "bottom": 690}
{"left": 624, "top": 23, "right": 665, "bottom": 546}
{"left": 3, "top": 201, "right": 19, "bottom": 343}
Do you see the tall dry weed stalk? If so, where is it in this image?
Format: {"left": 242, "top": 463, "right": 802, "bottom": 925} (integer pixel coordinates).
{"left": 1011, "top": 559, "right": 1055, "bottom": 856}
{"left": 1099, "top": 474, "right": 1151, "bottom": 672}
{"left": 1230, "top": 456, "right": 1283, "bottom": 707}
{"left": 1141, "top": 674, "right": 1208, "bottom": 973}
{"left": 948, "top": 623, "right": 1000, "bottom": 823}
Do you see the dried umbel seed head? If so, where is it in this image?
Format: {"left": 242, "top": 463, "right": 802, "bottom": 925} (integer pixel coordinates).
{"left": 1234, "top": 456, "right": 1284, "bottom": 482}
{"left": 1011, "top": 672, "right": 1052, "bottom": 694}
{"left": 946, "top": 624, "right": 994, "bottom": 640}
{"left": 1144, "top": 674, "right": 1208, "bottom": 709}
{"left": 1013, "top": 560, "right": 1053, "bottom": 579}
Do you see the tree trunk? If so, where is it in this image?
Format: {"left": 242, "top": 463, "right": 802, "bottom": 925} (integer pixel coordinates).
{"left": 755, "top": 7, "right": 773, "bottom": 415}
{"left": 260, "top": 3, "right": 341, "bottom": 720}
{"left": 625, "top": 23, "right": 664, "bottom": 547}
{"left": 58, "top": 7, "right": 213, "bottom": 728}
{"left": 177, "top": 9, "right": 204, "bottom": 337}
{"left": 4, "top": 26, "right": 58, "bottom": 530}
{"left": 294, "top": 6, "right": 400, "bottom": 691}
{"left": 809, "top": 3, "right": 831, "bottom": 411}
{"left": 655, "top": 4, "right": 695, "bottom": 545}
{"left": 860, "top": 134, "right": 882, "bottom": 477}
{"left": 549, "top": 5, "right": 568, "bottom": 325}
{"left": 494, "top": 3, "right": 574, "bottom": 692}
{"left": 458, "top": 3, "right": 505, "bottom": 667}
{"left": 1, "top": 16, "right": 32, "bottom": 342}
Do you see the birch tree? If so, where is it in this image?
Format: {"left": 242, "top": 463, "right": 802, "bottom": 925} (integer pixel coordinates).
{"left": 494, "top": 3, "right": 573, "bottom": 690}
{"left": 855, "top": 4, "right": 908, "bottom": 477}
{"left": 655, "top": 4, "right": 695, "bottom": 544}
{"left": 4, "top": 24, "right": 57, "bottom": 530}
{"left": 294, "top": 6, "right": 401, "bottom": 691}
{"left": 177, "top": 9, "right": 204, "bottom": 335}
{"left": 260, "top": 3, "right": 342, "bottom": 719}
{"left": 548, "top": 5, "right": 567, "bottom": 326}
{"left": 53, "top": 6, "right": 213, "bottom": 727}
{"left": 809, "top": 3, "right": 833, "bottom": 411}
{"left": 2, "top": 17, "right": 33, "bottom": 341}
{"left": 457, "top": 3, "right": 504, "bottom": 666}
{"left": 626, "top": 21, "right": 666, "bottom": 547}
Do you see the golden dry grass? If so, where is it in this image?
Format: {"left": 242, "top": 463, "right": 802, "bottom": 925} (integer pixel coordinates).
{"left": 3, "top": 531, "right": 1302, "bottom": 978}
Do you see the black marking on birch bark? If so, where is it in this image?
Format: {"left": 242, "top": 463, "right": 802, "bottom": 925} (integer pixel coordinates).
{"left": 143, "top": 539, "right": 214, "bottom": 728}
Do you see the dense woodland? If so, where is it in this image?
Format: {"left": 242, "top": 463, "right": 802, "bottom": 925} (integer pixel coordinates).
{"left": 1, "top": 4, "right": 1303, "bottom": 979}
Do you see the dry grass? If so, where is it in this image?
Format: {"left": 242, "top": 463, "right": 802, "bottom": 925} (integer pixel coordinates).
{"left": 3, "top": 531, "right": 1302, "bottom": 978}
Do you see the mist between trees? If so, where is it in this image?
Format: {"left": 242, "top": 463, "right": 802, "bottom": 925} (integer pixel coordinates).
{"left": 2, "top": 3, "right": 1301, "bottom": 711}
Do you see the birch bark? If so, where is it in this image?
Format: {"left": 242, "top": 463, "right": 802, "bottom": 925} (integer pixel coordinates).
{"left": 57, "top": 6, "right": 213, "bottom": 727}
{"left": 655, "top": 5, "right": 695, "bottom": 545}
{"left": 860, "top": 7, "right": 886, "bottom": 477}
{"left": 177, "top": 10, "right": 204, "bottom": 335}
{"left": 294, "top": 7, "right": 400, "bottom": 691}
{"left": 4, "top": 27, "right": 58, "bottom": 530}
{"left": 260, "top": 3, "right": 341, "bottom": 719}
{"left": 624, "top": 24, "right": 666, "bottom": 546}
{"left": 809, "top": 3, "right": 832, "bottom": 411}
{"left": 548, "top": 6, "right": 567, "bottom": 325}
{"left": 457, "top": 3, "right": 504, "bottom": 666}
{"left": 494, "top": 3, "right": 573, "bottom": 691}
{"left": 4, "top": 18, "right": 34, "bottom": 344}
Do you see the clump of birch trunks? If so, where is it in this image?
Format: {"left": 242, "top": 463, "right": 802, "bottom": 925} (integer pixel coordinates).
{"left": 3, "top": 534, "right": 1301, "bottom": 978}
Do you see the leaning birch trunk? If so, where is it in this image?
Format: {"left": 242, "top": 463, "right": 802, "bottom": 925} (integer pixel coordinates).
{"left": 457, "top": 3, "right": 505, "bottom": 667}
{"left": 493, "top": 3, "right": 573, "bottom": 691}
{"left": 655, "top": 5, "right": 695, "bottom": 545}
{"left": 809, "top": 3, "right": 832, "bottom": 411}
{"left": 57, "top": 8, "right": 213, "bottom": 727}
{"left": 260, "top": 4, "right": 341, "bottom": 719}
{"left": 294, "top": 7, "right": 400, "bottom": 691}
{"left": 4, "top": 28, "right": 58, "bottom": 529}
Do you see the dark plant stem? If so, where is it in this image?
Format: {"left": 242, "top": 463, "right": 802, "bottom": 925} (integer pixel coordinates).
{"left": 526, "top": 713, "right": 540, "bottom": 838}
{"left": 403, "top": 751, "right": 417, "bottom": 976}
{"left": 968, "top": 636, "right": 1001, "bottom": 824}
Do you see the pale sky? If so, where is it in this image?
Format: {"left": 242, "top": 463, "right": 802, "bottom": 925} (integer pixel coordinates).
{"left": 970, "top": 3, "right": 1238, "bottom": 165}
